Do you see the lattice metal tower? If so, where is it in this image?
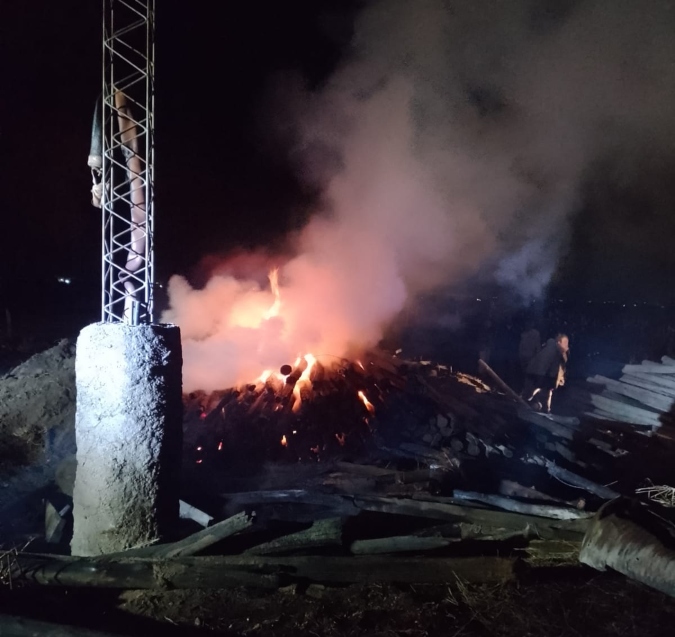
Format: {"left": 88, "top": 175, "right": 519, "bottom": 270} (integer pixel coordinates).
{"left": 100, "top": 0, "right": 155, "bottom": 324}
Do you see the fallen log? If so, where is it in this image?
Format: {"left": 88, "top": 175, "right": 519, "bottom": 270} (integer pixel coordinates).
{"left": 544, "top": 462, "right": 620, "bottom": 500}
{"left": 222, "top": 490, "right": 589, "bottom": 539}
{"left": 350, "top": 535, "right": 456, "bottom": 555}
{"left": 11, "top": 553, "right": 517, "bottom": 588}
{"left": 580, "top": 499, "right": 675, "bottom": 597}
{"left": 245, "top": 518, "right": 343, "bottom": 555}
{"left": 452, "top": 490, "right": 592, "bottom": 521}
{"left": 0, "top": 615, "right": 127, "bottom": 637}
{"left": 115, "top": 511, "right": 254, "bottom": 558}
{"left": 478, "top": 359, "right": 529, "bottom": 406}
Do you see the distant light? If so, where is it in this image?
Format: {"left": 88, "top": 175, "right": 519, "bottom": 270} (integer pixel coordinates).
{"left": 476, "top": 298, "right": 481, "bottom": 302}
{"left": 57, "top": 277, "right": 72, "bottom": 285}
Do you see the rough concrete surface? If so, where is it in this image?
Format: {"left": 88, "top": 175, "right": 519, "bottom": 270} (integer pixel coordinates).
{"left": 71, "top": 323, "right": 182, "bottom": 556}
{"left": 0, "top": 339, "right": 76, "bottom": 472}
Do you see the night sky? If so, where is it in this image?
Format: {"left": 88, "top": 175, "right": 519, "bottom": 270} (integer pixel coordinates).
{"left": 3, "top": 1, "right": 675, "bottom": 336}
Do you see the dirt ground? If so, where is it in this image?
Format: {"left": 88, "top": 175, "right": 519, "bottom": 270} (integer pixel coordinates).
{"left": 2, "top": 567, "right": 675, "bottom": 636}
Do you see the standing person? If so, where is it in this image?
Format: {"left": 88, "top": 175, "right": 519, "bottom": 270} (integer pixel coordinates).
{"left": 522, "top": 334, "right": 569, "bottom": 414}
{"left": 518, "top": 321, "right": 541, "bottom": 375}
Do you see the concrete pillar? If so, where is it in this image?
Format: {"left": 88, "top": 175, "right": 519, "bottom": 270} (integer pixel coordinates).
{"left": 71, "top": 323, "right": 182, "bottom": 556}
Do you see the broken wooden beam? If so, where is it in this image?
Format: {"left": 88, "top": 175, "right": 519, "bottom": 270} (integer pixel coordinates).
{"left": 114, "top": 511, "right": 254, "bottom": 558}
{"left": 452, "top": 490, "right": 592, "bottom": 521}
{"left": 544, "top": 462, "right": 620, "bottom": 500}
{"left": 478, "top": 359, "right": 529, "bottom": 406}
{"left": 11, "top": 553, "right": 516, "bottom": 588}
{"left": 350, "top": 535, "right": 456, "bottom": 555}
{"left": 222, "top": 490, "right": 590, "bottom": 539}
{"left": 245, "top": 518, "right": 343, "bottom": 555}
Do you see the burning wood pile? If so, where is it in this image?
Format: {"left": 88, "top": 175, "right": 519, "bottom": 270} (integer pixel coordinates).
{"left": 4, "top": 344, "right": 675, "bottom": 599}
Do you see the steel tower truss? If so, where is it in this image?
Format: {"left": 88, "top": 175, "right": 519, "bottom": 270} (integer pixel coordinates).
{"left": 101, "top": 0, "right": 155, "bottom": 324}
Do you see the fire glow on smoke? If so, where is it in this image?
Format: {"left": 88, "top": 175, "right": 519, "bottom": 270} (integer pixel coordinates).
{"left": 163, "top": 242, "right": 405, "bottom": 394}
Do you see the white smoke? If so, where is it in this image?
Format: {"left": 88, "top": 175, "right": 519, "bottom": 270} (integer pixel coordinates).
{"left": 165, "top": 0, "right": 675, "bottom": 391}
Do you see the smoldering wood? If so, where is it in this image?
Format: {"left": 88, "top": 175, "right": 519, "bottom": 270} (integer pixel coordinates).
{"left": 451, "top": 490, "right": 592, "bottom": 521}
{"left": 11, "top": 553, "right": 516, "bottom": 588}
{"left": 244, "top": 518, "right": 343, "bottom": 555}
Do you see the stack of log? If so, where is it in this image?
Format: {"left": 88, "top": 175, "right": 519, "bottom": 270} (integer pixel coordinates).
{"left": 585, "top": 355, "right": 675, "bottom": 430}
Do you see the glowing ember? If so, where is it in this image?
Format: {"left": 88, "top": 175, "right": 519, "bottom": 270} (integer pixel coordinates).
{"left": 335, "top": 432, "right": 346, "bottom": 446}
{"left": 358, "top": 390, "right": 375, "bottom": 414}
{"left": 196, "top": 459, "right": 203, "bottom": 464}
{"left": 281, "top": 434, "right": 288, "bottom": 447}
{"left": 218, "top": 441, "right": 223, "bottom": 451}
{"left": 292, "top": 353, "right": 317, "bottom": 412}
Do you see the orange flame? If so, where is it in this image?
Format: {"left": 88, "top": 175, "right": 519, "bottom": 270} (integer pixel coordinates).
{"left": 358, "top": 390, "right": 375, "bottom": 414}
{"left": 292, "top": 353, "right": 317, "bottom": 412}
{"left": 281, "top": 434, "right": 288, "bottom": 447}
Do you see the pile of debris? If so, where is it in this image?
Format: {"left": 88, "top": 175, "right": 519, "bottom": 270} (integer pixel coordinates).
{"left": 585, "top": 355, "right": 675, "bottom": 430}
{"left": 3, "top": 342, "right": 675, "bottom": 605}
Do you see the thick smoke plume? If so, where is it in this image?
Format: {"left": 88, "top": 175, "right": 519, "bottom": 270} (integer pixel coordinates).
{"left": 165, "top": 0, "right": 675, "bottom": 391}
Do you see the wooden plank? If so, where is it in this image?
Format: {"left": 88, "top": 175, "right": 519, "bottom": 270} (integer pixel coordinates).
{"left": 622, "top": 362, "right": 675, "bottom": 375}
{"left": 590, "top": 394, "right": 661, "bottom": 427}
{"left": 588, "top": 376, "right": 673, "bottom": 412}
{"left": 350, "top": 536, "right": 456, "bottom": 555}
{"left": 222, "top": 490, "right": 589, "bottom": 539}
{"left": 114, "top": 511, "right": 254, "bottom": 559}
{"left": 624, "top": 372, "right": 675, "bottom": 392}
{"left": 517, "top": 407, "right": 575, "bottom": 440}
{"left": 544, "top": 462, "right": 620, "bottom": 500}
{"left": 617, "top": 374, "right": 675, "bottom": 398}
{"left": 452, "top": 490, "right": 592, "bottom": 520}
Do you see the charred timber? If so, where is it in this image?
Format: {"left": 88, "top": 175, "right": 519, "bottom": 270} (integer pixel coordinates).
{"left": 11, "top": 554, "right": 516, "bottom": 589}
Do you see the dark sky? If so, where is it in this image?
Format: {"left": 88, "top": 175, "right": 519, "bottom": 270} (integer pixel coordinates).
{"left": 3, "top": 0, "right": 675, "bottom": 323}
{"left": 2, "top": 1, "right": 357, "bottom": 298}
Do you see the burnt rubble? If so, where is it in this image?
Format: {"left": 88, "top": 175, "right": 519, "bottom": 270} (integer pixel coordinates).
{"left": 2, "top": 343, "right": 675, "bottom": 600}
